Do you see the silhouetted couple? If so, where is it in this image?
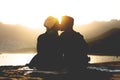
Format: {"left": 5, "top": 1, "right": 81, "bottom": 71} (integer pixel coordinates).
{"left": 28, "top": 16, "right": 90, "bottom": 72}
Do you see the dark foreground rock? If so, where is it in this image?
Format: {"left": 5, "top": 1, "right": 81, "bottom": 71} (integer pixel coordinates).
{"left": 0, "top": 62, "right": 120, "bottom": 80}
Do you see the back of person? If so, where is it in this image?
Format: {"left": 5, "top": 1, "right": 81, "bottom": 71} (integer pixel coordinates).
{"left": 60, "top": 31, "right": 89, "bottom": 70}
{"left": 59, "top": 16, "right": 90, "bottom": 71}
{"left": 29, "top": 16, "right": 63, "bottom": 70}
{"left": 37, "top": 33, "right": 61, "bottom": 70}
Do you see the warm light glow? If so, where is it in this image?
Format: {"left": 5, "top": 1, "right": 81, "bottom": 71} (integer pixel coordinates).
{"left": 0, "top": 53, "right": 36, "bottom": 66}
{"left": 45, "top": 14, "right": 63, "bottom": 25}
{"left": 0, "top": 0, "right": 120, "bottom": 28}
{"left": 0, "top": 54, "right": 120, "bottom": 66}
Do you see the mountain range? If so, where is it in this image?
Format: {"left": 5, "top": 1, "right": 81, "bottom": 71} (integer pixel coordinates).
{"left": 89, "top": 28, "right": 120, "bottom": 55}
{"left": 0, "top": 19, "right": 120, "bottom": 56}
{"left": 0, "top": 22, "right": 40, "bottom": 53}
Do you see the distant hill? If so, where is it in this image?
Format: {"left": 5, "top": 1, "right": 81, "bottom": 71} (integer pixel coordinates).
{"left": 1, "top": 20, "right": 120, "bottom": 54}
{"left": 75, "top": 19, "right": 120, "bottom": 42}
{"left": 0, "top": 22, "right": 40, "bottom": 53}
{"left": 89, "top": 28, "right": 120, "bottom": 56}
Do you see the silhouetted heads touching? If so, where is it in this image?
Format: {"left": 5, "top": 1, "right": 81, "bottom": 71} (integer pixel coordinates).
{"left": 29, "top": 15, "right": 90, "bottom": 72}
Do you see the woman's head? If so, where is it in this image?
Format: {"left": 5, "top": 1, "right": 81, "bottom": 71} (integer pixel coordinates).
{"left": 44, "top": 16, "right": 59, "bottom": 30}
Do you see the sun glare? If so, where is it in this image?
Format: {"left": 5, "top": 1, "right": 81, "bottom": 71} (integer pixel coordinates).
{"left": 0, "top": 0, "right": 119, "bottom": 29}
{"left": 50, "top": 15, "right": 62, "bottom": 24}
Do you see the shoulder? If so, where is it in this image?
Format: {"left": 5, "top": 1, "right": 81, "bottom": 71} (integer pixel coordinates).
{"left": 37, "top": 33, "right": 47, "bottom": 40}
{"left": 73, "top": 31, "right": 83, "bottom": 38}
{"left": 73, "top": 32, "right": 88, "bottom": 44}
{"left": 59, "top": 32, "right": 66, "bottom": 37}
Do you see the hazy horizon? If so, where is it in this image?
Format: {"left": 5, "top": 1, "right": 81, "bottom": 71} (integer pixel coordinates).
{"left": 0, "top": 19, "right": 120, "bottom": 53}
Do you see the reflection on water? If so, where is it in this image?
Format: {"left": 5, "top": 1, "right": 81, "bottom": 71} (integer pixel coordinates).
{"left": 0, "top": 53, "right": 120, "bottom": 66}
{"left": 0, "top": 53, "right": 36, "bottom": 66}
{"left": 88, "top": 55, "right": 120, "bottom": 63}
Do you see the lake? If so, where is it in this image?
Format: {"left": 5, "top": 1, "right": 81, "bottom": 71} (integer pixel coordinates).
{"left": 0, "top": 53, "right": 120, "bottom": 66}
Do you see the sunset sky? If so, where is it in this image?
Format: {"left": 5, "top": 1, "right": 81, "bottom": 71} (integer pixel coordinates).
{"left": 0, "top": 0, "right": 120, "bottom": 66}
{"left": 0, "top": 0, "right": 120, "bottom": 29}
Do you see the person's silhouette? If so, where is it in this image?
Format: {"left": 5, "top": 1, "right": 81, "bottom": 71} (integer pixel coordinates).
{"left": 29, "top": 16, "right": 62, "bottom": 70}
{"left": 59, "top": 16, "right": 90, "bottom": 71}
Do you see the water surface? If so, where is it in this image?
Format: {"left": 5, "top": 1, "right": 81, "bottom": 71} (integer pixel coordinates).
{"left": 0, "top": 53, "right": 120, "bottom": 66}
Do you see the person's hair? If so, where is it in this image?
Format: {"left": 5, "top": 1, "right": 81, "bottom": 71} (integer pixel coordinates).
{"left": 62, "top": 16, "right": 74, "bottom": 28}
{"left": 44, "top": 16, "right": 59, "bottom": 29}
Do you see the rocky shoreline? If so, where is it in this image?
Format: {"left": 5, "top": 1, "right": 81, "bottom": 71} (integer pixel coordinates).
{"left": 0, "top": 62, "right": 120, "bottom": 80}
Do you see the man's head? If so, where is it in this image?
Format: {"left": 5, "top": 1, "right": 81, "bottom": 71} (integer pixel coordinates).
{"left": 60, "top": 16, "right": 74, "bottom": 31}
{"left": 44, "top": 16, "right": 59, "bottom": 30}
